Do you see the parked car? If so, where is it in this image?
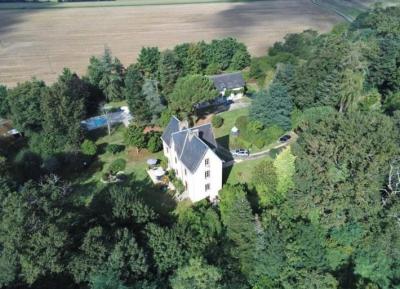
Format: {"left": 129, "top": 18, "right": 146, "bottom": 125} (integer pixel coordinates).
{"left": 231, "top": 148, "right": 250, "bottom": 157}
{"left": 279, "top": 134, "right": 291, "bottom": 142}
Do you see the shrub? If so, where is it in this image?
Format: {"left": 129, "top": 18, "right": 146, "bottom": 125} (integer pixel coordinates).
{"left": 263, "top": 125, "right": 285, "bottom": 145}
{"left": 211, "top": 115, "right": 224, "bottom": 128}
{"left": 109, "top": 158, "right": 126, "bottom": 174}
{"left": 106, "top": 144, "right": 125, "bottom": 155}
{"left": 81, "top": 139, "right": 97, "bottom": 156}
{"left": 147, "top": 132, "right": 163, "bottom": 153}
{"left": 253, "top": 138, "right": 265, "bottom": 149}
{"left": 248, "top": 120, "right": 264, "bottom": 133}
{"left": 235, "top": 115, "right": 248, "bottom": 131}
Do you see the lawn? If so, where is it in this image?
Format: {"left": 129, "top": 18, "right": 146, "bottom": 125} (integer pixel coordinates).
{"left": 224, "top": 157, "right": 268, "bottom": 185}
{"left": 69, "top": 125, "right": 176, "bottom": 215}
{"left": 214, "top": 107, "right": 249, "bottom": 140}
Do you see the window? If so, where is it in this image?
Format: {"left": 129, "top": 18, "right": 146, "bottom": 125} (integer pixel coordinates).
{"left": 184, "top": 169, "right": 187, "bottom": 176}
{"left": 205, "top": 158, "right": 210, "bottom": 166}
{"left": 166, "top": 147, "right": 169, "bottom": 153}
{"left": 185, "top": 181, "right": 188, "bottom": 190}
{"left": 205, "top": 170, "right": 210, "bottom": 178}
{"left": 175, "top": 157, "right": 177, "bottom": 164}
{"left": 205, "top": 183, "right": 210, "bottom": 191}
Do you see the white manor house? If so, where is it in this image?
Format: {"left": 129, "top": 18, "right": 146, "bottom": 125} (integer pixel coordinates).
{"left": 161, "top": 116, "right": 223, "bottom": 202}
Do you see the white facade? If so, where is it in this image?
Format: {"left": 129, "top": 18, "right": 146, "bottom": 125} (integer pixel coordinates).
{"left": 162, "top": 122, "right": 223, "bottom": 202}
{"left": 222, "top": 87, "right": 244, "bottom": 101}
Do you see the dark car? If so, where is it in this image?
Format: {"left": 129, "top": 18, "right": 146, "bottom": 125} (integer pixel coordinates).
{"left": 279, "top": 134, "right": 291, "bottom": 143}
{"left": 231, "top": 149, "right": 250, "bottom": 157}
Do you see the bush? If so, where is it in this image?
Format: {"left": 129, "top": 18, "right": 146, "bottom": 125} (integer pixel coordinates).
{"left": 147, "top": 132, "right": 162, "bottom": 153}
{"left": 109, "top": 158, "right": 126, "bottom": 174}
{"left": 253, "top": 138, "right": 265, "bottom": 149}
{"left": 248, "top": 120, "right": 264, "bottom": 133}
{"left": 263, "top": 125, "right": 285, "bottom": 145}
{"left": 106, "top": 144, "right": 125, "bottom": 155}
{"left": 81, "top": 139, "right": 97, "bottom": 156}
{"left": 235, "top": 115, "right": 248, "bottom": 131}
{"left": 211, "top": 115, "right": 224, "bottom": 128}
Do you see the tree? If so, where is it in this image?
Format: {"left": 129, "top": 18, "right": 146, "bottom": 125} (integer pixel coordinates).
{"left": 40, "top": 68, "right": 86, "bottom": 154}
{"left": 250, "top": 82, "right": 293, "bottom": 130}
{"left": 142, "top": 79, "right": 165, "bottom": 123}
{"left": 124, "top": 125, "right": 146, "bottom": 154}
{"left": 170, "top": 258, "right": 223, "bottom": 289}
{"left": 137, "top": 47, "right": 161, "bottom": 77}
{"left": 107, "top": 228, "right": 148, "bottom": 281}
{"left": 124, "top": 65, "right": 151, "bottom": 125}
{"left": 87, "top": 48, "right": 124, "bottom": 101}
{"left": 89, "top": 270, "right": 131, "bottom": 289}
{"left": 146, "top": 132, "right": 163, "bottom": 153}
{"left": 230, "top": 47, "right": 251, "bottom": 70}
{"left": 0, "top": 177, "right": 71, "bottom": 285}
{"left": 273, "top": 147, "right": 295, "bottom": 196}
{"left": 158, "top": 50, "right": 181, "bottom": 95}
{"left": 219, "top": 185, "right": 257, "bottom": 278}
{"left": 145, "top": 223, "right": 185, "bottom": 274}
{"left": 169, "top": 75, "right": 218, "bottom": 119}
{"left": 0, "top": 85, "right": 10, "bottom": 118}
{"left": 207, "top": 38, "right": 246, "bottom": 70}
{"left": 81, "top": 139, "right": 98, "bottom": 156}
{"left": 69, "top": 226, "right": 109, "bottom": 283}
{"left": 251, "top": 159, "right": 278, "bottom": 207}
{"left": 7, "top": 79, "right": 46, "bottom": 135}
{"left": 290, "top": 111, "right": 400, "bottom": 230}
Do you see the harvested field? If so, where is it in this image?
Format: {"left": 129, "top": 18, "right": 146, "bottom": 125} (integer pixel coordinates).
{"left": 0, "top": 0, "right": 340, "bottom": 86}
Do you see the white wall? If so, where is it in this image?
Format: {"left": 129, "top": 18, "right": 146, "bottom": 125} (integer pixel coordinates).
{"left": 163, "top": 138, "right": 223, "bottom": 203}
{"left": 186, "top": 149, "right": 223, "bottom": 202}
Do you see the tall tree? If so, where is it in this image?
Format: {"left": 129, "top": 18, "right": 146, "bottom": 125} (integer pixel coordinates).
{"left": 40, "top": 68, "right": 86, "bottom": 154}
{"left": 219, "top": 185, "right": 257, "bottom": 278}
{"left": 0, "top": 85, "right": 9, "bottom": 119}
{"left": 124, "top": 65, "right": 150, "bottom": 125}
{"left": 158, "top": 50, "right": 181, "bottom": 95}
{"left": 250, "top": 82, "right": 293, "bottom": 130}
{"left": 168, "top": 75, "right": 218, "bottom": 119}
{"left": 7, "top": 79, "right": 46, "bottom": 135}
{"left": 0, "top": 177, "right": 72, "bottom": 285}
{"left": 142, "top": 79, "right": 165, "bottom": 123}
{"left": 87, "top": 48, "right": 124, "bottom": 101}
{"left": 137, "top": 47, "right": 161, "bottom": 78}
{"left": 170, "top": 258, "right": 223, "bottom": 289}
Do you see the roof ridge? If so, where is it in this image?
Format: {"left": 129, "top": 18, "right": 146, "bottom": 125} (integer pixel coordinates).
{"left": 179, "top": 131, "right": 189, "bottom": 160}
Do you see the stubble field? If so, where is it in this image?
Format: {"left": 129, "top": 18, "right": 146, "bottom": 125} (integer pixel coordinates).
{"left": 0, "top": 0, "right": 340, "bottom": 86}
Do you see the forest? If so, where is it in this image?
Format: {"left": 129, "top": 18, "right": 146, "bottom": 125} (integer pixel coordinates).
{"left": 0, "top": 4, "right": 399, "bottom": 289}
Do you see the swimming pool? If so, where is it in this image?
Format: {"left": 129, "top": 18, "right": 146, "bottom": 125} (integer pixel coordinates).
{"left": 81, "top": 116, "right": 107, "bottom": 130}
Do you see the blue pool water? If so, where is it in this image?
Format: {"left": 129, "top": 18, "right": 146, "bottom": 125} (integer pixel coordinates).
{"left": 82, "top": 116, "right": 107, "bottom": 130}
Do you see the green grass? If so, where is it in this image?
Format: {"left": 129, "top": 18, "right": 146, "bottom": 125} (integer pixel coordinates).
{"left": 0, "top": 0, "right": 264, "bottom": 10}
{"left": 214, "top": 107, "right": 249, "bottom": 140}
{"left": 69, "top": 124, "right": 176, "bottom": 215}
{"left": 225, "top": 157, "right": 268, "bottom": 185}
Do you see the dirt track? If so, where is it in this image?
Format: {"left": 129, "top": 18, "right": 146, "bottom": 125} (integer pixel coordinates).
{"left": 0, "top": 0, "right": 340, "bottom": 86}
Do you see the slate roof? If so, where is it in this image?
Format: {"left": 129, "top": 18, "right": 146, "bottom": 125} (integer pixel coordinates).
{"left": 165, "top": 119, "right": 220, "bottom": 173}
{"left": 161, "top": 116, "right": 181, "bottom": 146}
{"left": 210, "top": 72, "right": 245, "bottom": 91}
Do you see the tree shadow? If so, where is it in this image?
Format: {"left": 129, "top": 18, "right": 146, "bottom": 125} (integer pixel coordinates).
{"left": 210, "top": 0, "right": 340, "bottom": 39}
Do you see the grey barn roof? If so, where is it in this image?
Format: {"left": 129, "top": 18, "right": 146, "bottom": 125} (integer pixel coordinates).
{"left": 162, "top": 117, "right": 220, "bottom": 173}
{"left": 209, "top": 72, "right": 245, "bottom": 91}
